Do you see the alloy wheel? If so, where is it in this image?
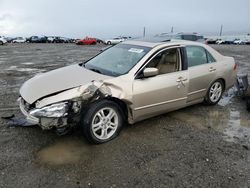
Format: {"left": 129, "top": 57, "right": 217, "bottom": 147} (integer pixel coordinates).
{"left": 91, "top": 107, "right": 119, "bottom": 140}
{"left": 209, "top": 81, "right": 222, "bottom": 103}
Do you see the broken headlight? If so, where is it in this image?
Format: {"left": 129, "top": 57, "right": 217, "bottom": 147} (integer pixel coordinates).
{"left": 29, "top": 102, "right": 68, "bottom": 118}
{"left": 71, "top": 101, "right": 81, "bottom": 113}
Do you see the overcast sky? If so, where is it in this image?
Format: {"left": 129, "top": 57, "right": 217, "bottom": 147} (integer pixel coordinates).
{"left": 0, "top": 0, "right": 249, "bottom": 39}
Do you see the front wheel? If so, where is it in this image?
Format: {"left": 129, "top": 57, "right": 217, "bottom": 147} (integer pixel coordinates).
{"left": 204, "top": 80, "right": 224, "bottom": 105}
{"left": 81, "top": 100, "right": 123, "bottom": 144}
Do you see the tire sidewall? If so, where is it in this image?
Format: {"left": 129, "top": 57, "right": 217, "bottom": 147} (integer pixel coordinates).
{"left": 82, "top": 100, "right": 124, "bottom": 144}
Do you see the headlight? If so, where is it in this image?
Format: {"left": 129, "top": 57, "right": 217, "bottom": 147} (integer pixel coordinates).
{"left": 29, "top": 102, "right": 68, "bottom": 118}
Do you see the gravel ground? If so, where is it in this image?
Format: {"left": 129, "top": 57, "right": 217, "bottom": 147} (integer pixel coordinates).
{"left": 0, "top": 43, "right": 249, "bottom": 188}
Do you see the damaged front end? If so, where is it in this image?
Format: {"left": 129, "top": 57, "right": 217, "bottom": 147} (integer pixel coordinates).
{"left": 18, "top": 81, "right": 113, "bottom": 134}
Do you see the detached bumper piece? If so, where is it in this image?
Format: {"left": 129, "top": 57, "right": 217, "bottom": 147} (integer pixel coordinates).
{"left": 235, "top": 74, "right": 250, "bottom": 112}
{"left": 1, "top": 114, "right": 36, "bottom": 127}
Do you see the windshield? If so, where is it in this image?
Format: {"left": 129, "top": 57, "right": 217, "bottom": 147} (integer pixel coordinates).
{"left": 84, "top": 43, "right": 151, "bottom": 76}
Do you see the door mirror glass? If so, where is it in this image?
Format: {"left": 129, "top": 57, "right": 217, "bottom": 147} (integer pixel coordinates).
{"left": 143, "top": 68, "right": 159, "bottom": 77}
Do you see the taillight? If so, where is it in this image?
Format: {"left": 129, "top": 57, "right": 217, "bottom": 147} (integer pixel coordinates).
{"left": 233, "top": 63, "right": 237, "bottom": 70}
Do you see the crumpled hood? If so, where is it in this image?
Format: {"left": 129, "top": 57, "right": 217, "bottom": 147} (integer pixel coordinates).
{"left": 20, "top": 64, "right": 111, "bottom": 104}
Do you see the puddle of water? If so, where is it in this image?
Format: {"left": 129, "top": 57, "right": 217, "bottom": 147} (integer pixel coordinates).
{"left": 169, "top": 109, "right": 227, "bottom": 130}
{"left": 36, "top": 138, "right": 91, "bottom": 165}
{"left": 218, "top": 87, "right": 236, "bottom": 107}
{"left": 223, "top": 110, "right": 250, "bottom": 143}
{"left": 169, "top": 100, "right": 250, "bottom": 145}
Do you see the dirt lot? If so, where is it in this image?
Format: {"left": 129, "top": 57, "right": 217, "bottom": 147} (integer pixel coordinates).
{"left": 0, "top": 43, "right": 249, "bottom": 188}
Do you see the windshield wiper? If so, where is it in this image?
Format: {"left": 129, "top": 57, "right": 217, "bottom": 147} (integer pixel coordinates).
{"left": 90, "top": 68, "right": 102, "bottom": 74}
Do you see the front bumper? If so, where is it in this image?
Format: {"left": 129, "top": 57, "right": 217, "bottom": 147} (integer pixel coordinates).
{"left": 19, "top": 98, "right": 39, "bottom": 125}
{"left": 19, "top": 98, "right": 72, "bottom": 130}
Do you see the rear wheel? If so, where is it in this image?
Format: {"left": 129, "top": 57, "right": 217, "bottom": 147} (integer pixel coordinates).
{"left": 107, "top": 41, "right": 111, "bottom": 45}
{"left": 0, "top": 41, "right": 3, "bottom": 45}
{"left": 81, "top": 100, "right": 123, "bottom": 144}
{"left": 204, "top": 80, "right": 224, "bottom": 105}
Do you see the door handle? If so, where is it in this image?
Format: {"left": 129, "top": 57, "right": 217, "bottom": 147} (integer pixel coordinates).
{"left": 177, "top": 77, "right": 187, "bottom": 82}
{"left": 209, "top": 67, "right": 216, "bottom": 72}
{"left": 176, "top": 77, "right": 187, "bottom": 88}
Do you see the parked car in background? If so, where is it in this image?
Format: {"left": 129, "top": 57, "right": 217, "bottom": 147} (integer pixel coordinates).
{"left": 19, "top": 40, "right": 236, "bottom": 144}
{"left": 147, "top": 33, "right": 205, "bottom": 43}
{"left": 47, "top": 36, "right": 71, "bottom": 43}
{"left": 12, "top": 37, "right": 26, "bottom": 43}
{"left": 96, "top": 38, "right": 104, "bottom": 44}
{"left": 53, "top": 37, "right": 65, "bottom": 43}
{"left": 0, "top": 36, "right": 7, "bottom": 45}
{"left": 174, "top": 33, "right": 205, "bottom": 43}
{"left": 5, "top": 37, "right": 14, "bottom": 43}
{"left": 26, "top": 36, "right": 48, "bottom": 43}
{"left": 233, "top": 39, "right": 243, "bottom": 45}
{"left": 104, "top": 37, "right": 125, "bottom": 45}
{"left": 47, "top": 36, "right": 56, "bottom": 43}
{"left": 206, "top": 38, "right": 217, "bottom": 44}
{"left": 60, "top": 37, "right": 71, "bottom": 43}
{"left": 76, "top": 37, "right": 97, "bottom": 45}
{"left": 243, "top": 40, "right": 250, "bottom": 45}
{"left": 216, "top": 39, "right": 225, "bottom": 44}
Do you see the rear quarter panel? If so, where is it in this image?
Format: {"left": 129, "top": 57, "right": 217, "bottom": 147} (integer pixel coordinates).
{"left": 217, "top": 56, "right": 236, "bottom": 90}
{"left": 207, "top": 56, "right": 236, "bottom": 92}
{"left": 205, "top": 45, "right": 236, "bottom": 90}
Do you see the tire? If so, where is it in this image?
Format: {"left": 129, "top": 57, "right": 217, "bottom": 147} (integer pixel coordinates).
{"left": 107, "top": 41, "right": 111, "bottom": 45}
{"left": 0, "top": 41, "right": 3, "bottom": 45}
{"left": 81, "top": 100, "right": 124, "bottom": 144}
{"left": 204, "top": 80, "right": 224, "bottom": 105}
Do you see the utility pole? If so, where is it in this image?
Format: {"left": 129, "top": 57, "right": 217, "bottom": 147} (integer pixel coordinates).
{"left": 219, "top": 24, "right": 223, "bottom": 36}
{"left": 171, "top": 26, "right": 174, "bottom": 33}
{"left": 143, "top": 27, "right": 146, "bottom": 38}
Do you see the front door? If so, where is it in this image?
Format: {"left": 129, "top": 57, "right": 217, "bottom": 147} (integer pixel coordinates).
{"left": 132, "top": 47, "right": 189, "bottom": 121}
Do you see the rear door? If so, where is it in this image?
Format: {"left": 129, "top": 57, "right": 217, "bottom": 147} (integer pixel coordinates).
{"left": 185, "top": 45, "right": 218, "bottom": 102}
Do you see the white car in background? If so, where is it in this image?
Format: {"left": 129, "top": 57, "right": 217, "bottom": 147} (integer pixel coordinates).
{"left": 12, "top": 37, "right": 26, "bottom": 43}
{"left": 0, "top": 36, "right": 7, "bottom": 45}
{"left": 216, "top": 39, "right": 224, "bottom": 44}
{"left": 104, "top": 37, "right": 125, "bottom": 45}
{"left": 233, "top": 39, "right": 243, "bottom": 45}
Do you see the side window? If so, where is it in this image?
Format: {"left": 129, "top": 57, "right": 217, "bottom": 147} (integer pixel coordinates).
{"left": 146, "top": 48, "right": 180, "bottom": 74}
{"left": 186, "top": 46, "right": 208, "bottom": 67}
{"left": 206, "top": 51, "right": 216, "bottom": 63}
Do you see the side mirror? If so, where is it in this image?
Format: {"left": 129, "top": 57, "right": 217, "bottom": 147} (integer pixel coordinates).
{"left": 143, "top": 68, "right": 159, "bottom": 78}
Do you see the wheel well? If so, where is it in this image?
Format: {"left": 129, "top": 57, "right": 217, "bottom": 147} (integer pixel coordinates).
{"left": 217, "top": 78, "right": 226, "bottom": 90}
{"left": 107, "top": 97, "right": 128, "bottom": 121}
